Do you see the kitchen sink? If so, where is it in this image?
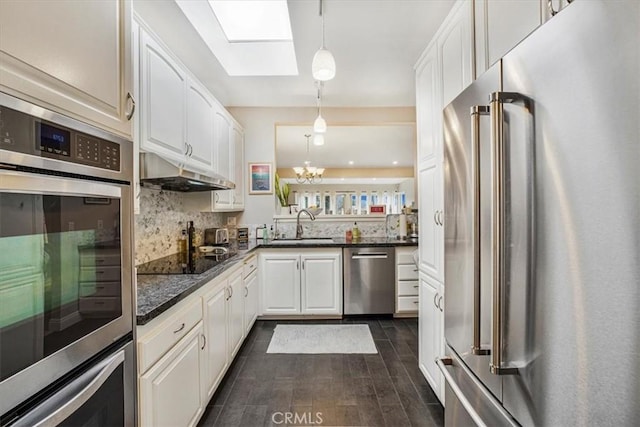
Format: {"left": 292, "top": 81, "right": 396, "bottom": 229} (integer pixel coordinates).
{"left": 269, "top": 238, "right": 335, "bottom": 244}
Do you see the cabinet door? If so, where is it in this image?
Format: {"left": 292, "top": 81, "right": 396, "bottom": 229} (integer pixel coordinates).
{"left": 418, "top": 274, "right": 442, "bottom": 401}
{"left": 232, "top": 125, "right": 244, "bottom": 209}
{"left": 243, "top": 270, "right": 259, "bottom": 334}
{"left": 301, "top": 253, "right": 341, "bottom": 315}
{"left": 259, "top": 254, "right": 300, "bottom": 314}
{"left": 415, "top": 43, "right": 441, "bottom": 165}
{"left": 186, "top": 77, "right": 214, "bottom": 172}
{"left": 0, "top": 0, "right": 133, "bottom": 138}
{"left": 418, "top": 160, "right": 443, "bottom": 281}
{"left": 438, "top": 1, "right": 473, "bottom": 107}
{"left": 475, "top": 0, "right": 542, "bottom": 75}
{"left": 214, "top": 109, "right": 233, "bottom": 208}
{"left": 140, "top": 29, "right": 187, "bottom": 161}
{"left": 227, "top": 271, "right": 245, "bottom": 358}
{"left": 139, "top": 322, "right": 204, "bottom": 427}
{"left": 202, "top": 285, "right": 228, "bottom": 401}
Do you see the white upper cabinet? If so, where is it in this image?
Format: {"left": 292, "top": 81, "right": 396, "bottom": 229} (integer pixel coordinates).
{"left": 438, "top": 0, "right": 473, "bottom": 107}
{"left": 475, "top": 0, "right": 543, "bottom": 76}
{"left": 213, "top": 108, "right": 234, "bottom": 208}
{"left": 232, "top": 124, "right": 245, "bottom": 210}
{"left": 186, "top": 77, "right": 215, "bottom": 172}
{"left": 415, "top": 43, "right": 440, "bottom": 165}
{"left": 139, "top": 28, "right": 187, "bottom": 162}
{"left": 0, "top": 0, "right": 133, "bottom": 138}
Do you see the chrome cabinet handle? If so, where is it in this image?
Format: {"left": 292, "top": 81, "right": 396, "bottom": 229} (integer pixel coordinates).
{"left": 173, "top": 322, "right": 185, "bottom": 334}
{"left": 188, "top": 144, "right": 193, "bottom": 157}
{"left": 224, "top": 287, "right": 230, "bottom": 301}
{"left": 201, "top": 334, "right": 207, "bottom": 350}
{"left": 433, "top": 292, "right": 439, "bottom": 308}
{"left": 125, "top": 92, "right": 135, "bottom": 120}
{"left": 413, "top": 285, "right": 419, "bottom": 289}
{"left": 433, "top": 211, "right": 438, "bottom": 225}
{"left": 413, "top": 301, "right": 419, "bottom": 305}
{"left": 244, "top": 286, "right": 248, "bottom": 297}
{"left": 489, "top": 91, "right": 532, "bottom": 375}
{"left": 229, "top": 286, "right": 233, "bottom": 298}
{"left": 548, "top": 0, "right": 559, "bottom": 16}
{"left": 471, "top": 105, "right": 491, "bottom": 356}
{"left": 438, "top": 296, "right": 443, "bottom": 312}
{"left": 296, "top": 261, "right": 299, "bottom": 270}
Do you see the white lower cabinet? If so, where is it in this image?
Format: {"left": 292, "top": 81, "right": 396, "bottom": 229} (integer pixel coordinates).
{"left": 243, "top": 255, "right": 259, "bottom": 334}
{"left": 259, "top": 249, "right": 342, "bottom": 316}
{"left": 418, "top": 273, "right": 445, "bottom": 403}
{"left": 227, "top": 270, "right": 245, "bottom": 358}
{"left": 139, "top": 321, "right": 205, "bottom": 427}
{"left": 201, "top": 285, "right": 228, "bottom": 401}
{"left": 395, "top": 247, "right": 419, "bottom": 315}
{"left": 138, "top": 263, "right": 255, "bottom": 426}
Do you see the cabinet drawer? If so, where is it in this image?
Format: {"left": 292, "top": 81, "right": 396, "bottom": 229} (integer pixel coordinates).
{"left": 79, "top": 297, "right": 120, "bottom": 313}
{"left": 79, "top": 281, "right": 121, "bottom": 297}
{"left": 243, "top": 255, "right": 257, "bottom": 278}
{"left": 397, "top": 280, "right": 419, "bottom": 296}
{"left": 79, "top": 266, "right": 120, "bottom": 282}
{"left": 397, "top": 296, "right": 419, "bottom": 313}
{"left": 138, "top": 298, "right": 203, "bottom": 374}
{"left": 397, "top": 264, "right": 419, "bottom": 280}
{"left": 396, "top": 250, "right": 416, "bottom": 265}
{"left": 80, "top": 251, "right": 121, "bottom": 267}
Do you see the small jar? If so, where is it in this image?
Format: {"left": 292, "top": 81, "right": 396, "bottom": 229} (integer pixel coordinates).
{"left": 345, "top": 229, "right": 353, "bottom": 242}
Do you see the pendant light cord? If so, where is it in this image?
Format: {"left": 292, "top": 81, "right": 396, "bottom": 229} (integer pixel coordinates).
{"left": 320, "top": 0, "right": 325, "bottom": 49}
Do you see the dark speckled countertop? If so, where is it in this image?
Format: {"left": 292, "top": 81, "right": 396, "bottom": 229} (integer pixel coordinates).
{"left": 136, "top": 237, "right": 417, "bottom": 325}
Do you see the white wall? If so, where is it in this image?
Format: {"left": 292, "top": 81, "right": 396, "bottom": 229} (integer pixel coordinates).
{"left": 228, "top": 107, "right": 416, "bottom": 226}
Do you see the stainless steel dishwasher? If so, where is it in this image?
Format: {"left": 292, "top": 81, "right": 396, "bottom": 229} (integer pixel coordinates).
{"left": 343, "top": 247, "right": 396, "bottom": 314}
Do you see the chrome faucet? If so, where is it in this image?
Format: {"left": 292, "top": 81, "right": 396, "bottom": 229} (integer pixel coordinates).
{"left": 296, "top": 208, "right": 316, "bottom": 239}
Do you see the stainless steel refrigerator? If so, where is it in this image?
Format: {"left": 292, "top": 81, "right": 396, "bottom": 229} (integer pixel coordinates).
{"left": 439, "top": 1, "right": 639, "bottom": 425}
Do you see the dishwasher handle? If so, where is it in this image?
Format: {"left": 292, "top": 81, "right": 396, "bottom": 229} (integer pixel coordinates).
{"left": 351, "top": 253, "right": 389, "bottom": 259}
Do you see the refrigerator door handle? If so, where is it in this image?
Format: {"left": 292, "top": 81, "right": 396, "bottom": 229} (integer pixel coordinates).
{"left": 489, "top": 91, "right": 532, "bottom": 375}
{"left": 471, "top": 105, "right": 491, "bottom": 357}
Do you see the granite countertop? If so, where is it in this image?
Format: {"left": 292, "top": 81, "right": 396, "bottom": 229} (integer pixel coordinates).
{"left": 136, "top": 237, "right": 417, "bottom": 325}
{"left": 258, "top": 236, "right": 418, "bottom": 248}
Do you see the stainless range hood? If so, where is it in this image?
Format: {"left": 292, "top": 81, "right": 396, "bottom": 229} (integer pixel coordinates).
{"left": 140, "top": 153, "right": 235, "bottom": 192}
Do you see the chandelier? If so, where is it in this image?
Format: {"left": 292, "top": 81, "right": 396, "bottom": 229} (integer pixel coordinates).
{"left": 293, "top": 135, "right": 325, "bottom": 183}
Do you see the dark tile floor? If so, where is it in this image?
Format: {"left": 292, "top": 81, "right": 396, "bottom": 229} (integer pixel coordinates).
{"left": 197, "top": 317, "right": 444, "bottom": 427}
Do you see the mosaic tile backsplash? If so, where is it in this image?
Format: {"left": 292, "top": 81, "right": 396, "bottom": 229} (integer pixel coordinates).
{"left": 243, "top": 213, "right": 417, "bottom": 241}
{"left": 134, "top": 187, "right": 224, "bottom": 265}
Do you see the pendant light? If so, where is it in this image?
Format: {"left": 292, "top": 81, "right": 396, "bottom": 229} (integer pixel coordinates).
{"left": 313, "top": 82, "right": 327, "bottom": 134}
{"left": 312, "top": 0, "right": 335, "bottom": 81}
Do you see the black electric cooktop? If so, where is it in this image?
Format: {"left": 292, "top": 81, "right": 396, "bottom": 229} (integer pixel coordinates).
{"left": 137, "top": 251, "right": 235, "bottom": 275}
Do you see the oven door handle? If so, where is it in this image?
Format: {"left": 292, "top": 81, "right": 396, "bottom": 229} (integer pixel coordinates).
{"left": 12, "top": 350, "right": 125, "bottom": 427}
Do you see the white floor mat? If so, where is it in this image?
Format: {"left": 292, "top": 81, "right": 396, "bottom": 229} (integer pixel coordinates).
{"left": 266, "top": 324, "right": 378, "bottom": 354}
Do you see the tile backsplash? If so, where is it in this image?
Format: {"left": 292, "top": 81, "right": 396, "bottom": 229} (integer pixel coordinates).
{"left": 134, "top": 187, "right": 224, "bottom": 265}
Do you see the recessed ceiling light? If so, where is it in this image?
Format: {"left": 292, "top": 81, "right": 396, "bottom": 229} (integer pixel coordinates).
{"left": 373, "top": 178, "right": 377, "bottom": 181}
{"left": 208, "top": 0, "right": 292, "bottom": 42}
{"left": 348, "top": 161, "right": 354, "bottom": 165}
{"left": 392, "top": 160, "right": 398, "bottom": 165}
{"left": 341, "top": 178, "right": 345, "bottom": 181}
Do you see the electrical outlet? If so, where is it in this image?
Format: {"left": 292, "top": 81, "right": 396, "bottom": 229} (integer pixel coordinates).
{"left": 68, "top": 221, "right": 75, "bottom": 231}
{"left": 97, "top": 220, "right": 103, "bottom": 229}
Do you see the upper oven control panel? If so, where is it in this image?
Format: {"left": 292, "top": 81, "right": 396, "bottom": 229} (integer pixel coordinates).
{"left": 0, "top": 104, "right": 121, "bottom": 172}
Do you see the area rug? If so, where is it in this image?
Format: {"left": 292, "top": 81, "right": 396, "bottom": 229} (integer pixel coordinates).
{"left": 266, "top": 324, "right": 377, "bottom": 354}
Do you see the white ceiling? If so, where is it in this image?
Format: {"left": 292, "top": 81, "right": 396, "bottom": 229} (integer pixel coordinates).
{"left": 276, "top": 124, "right": 415, "bottom": 168}
{"left": 133, "top": 0, "right": 456, "bottom": 107}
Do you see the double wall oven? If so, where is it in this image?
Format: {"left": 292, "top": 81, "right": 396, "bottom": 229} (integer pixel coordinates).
{"left": 0, "top": 93, "right": 135, "bottom": 426}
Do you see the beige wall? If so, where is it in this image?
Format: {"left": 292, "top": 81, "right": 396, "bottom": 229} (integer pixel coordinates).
{"left": 227, "top": 106, "right": 416, "bottom": 226}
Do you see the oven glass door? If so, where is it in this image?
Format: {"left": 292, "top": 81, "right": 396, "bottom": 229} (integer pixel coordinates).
{"left": 0, "top": 170, "right": 131, "bottom": 411}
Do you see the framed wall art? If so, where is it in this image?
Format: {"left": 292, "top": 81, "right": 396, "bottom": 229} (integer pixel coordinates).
{"left": 248, "top": 162, "right": 273, "bottom": 194}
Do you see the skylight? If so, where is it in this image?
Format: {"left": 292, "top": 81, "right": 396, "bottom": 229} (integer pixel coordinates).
{"left": 208, "top": 0, "right": 293, "bottom": 42}
{"left": 175, "top": 0, "right": 298, "bottom": 76}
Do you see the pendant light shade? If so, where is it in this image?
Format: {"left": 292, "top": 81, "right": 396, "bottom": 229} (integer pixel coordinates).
{"left": 313, "top": 114, "right": 327, "bottom": 133}
{"left": 313, "top": 134, "right": 325, "bottom": 146}
{"left": 312, "top": 48, "right": 336, "bottom": 81}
